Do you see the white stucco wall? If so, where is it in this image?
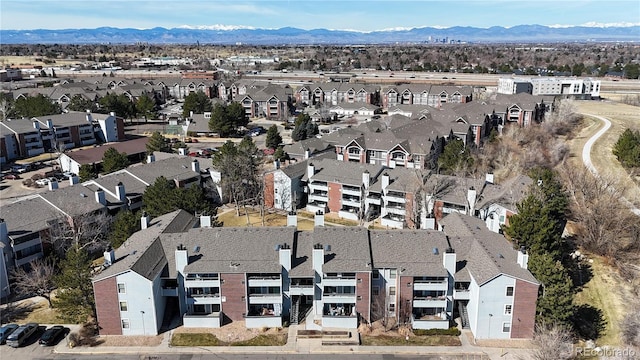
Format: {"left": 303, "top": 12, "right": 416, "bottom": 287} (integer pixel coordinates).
{"left": 116, "top": 271, "right": 160, "bottom": 335}
{"left": 472, "top": 275, "right": 516, "bottom": 339}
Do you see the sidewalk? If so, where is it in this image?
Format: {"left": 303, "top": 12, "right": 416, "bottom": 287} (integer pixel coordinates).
{"left": 53, "top": 325, "right": 534, "bottom": 359}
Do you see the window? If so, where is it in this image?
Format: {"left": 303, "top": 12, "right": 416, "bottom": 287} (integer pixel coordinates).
{"left": 388, "top": 304, "right": 395, "bottom": 312}
{"left": 502, "top": 322, "right": 511, "bottom": 333}
{"left": 504, "top": 305, "right": 512, "bottom": 315}
{"left": 121, "top": 319, "right": 130, "bottom": 329}
{"left": 117, "top": 283, "right": 126, "bottom": 294}
{"left": 506, "top": 286, "right": 514, "bottom": 296}
{"left": 389, "top": 286, "right": 396, "bottom": 296}
{"left": 372, "top": 286, "right": 380, "bottom": 296}
{"left": 372, "top": 270, "right": 380, "bottom": 279}
{"left": 119, "top": 301, "right": 128, "bottom": 312}
{"left": 390, "top": 269, "right": 397, "bottom": 279}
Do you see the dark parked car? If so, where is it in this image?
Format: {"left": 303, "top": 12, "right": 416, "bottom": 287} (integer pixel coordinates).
{"left": 0, "top": 324, "right": 19, "bottom": 345}
{"left": 39, "top": 325, "right": 66, "bottom": 346}
{"left": 6, "top": 322, "right": 38, "bottom": 348}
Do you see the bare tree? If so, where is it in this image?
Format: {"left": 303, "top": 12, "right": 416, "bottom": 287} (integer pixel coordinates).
{"left": 10, "top": 258, "right": 56, "bottom": 308}
{"left": 561, "top": 166, "right": 637, "bottom": 257}
{"left": 621, "top": 304, "right": 640, "bottom": 349}
{"left": 46, "top": 211, "right": 112, "bottom": 255}
{"left": 530, "top": 322, "right": 574, "bottom": 360}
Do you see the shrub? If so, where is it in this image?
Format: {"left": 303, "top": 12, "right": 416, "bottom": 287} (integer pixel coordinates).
{"left": 413, "top": 327, "right": 461, "bottom": 336}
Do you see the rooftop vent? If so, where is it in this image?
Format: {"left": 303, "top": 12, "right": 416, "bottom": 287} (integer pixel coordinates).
{"left": 193, "top": 245, "right": 200, "bottom": 253}
{"left": 274, "top": 244, "right": 281, "bottom": 251}
{"left": 432, "top": 247, "right": 439, "bottom": 255}
{"left": 80, "top": 193, "right": 87, "bottom": 198}
{"left": 324, "top": 244, "right": 331, "bottom": 252}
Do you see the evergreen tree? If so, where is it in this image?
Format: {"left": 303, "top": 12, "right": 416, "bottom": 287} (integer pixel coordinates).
{"left": 14, "top": 94, "right": 62, "bottom": 118}
{"left": 146, "top": 131, "right": 172, "bottom": 154}
{"left": 53, "top": 247, "right": 95, "bottom": 323}
{"left": 437, "top": 138, "right": 474, "bottom": 174}
{"left": 273, "top": 147, "right": 288, "bottom": 162}
{"left": 108, "top": 210, "right": 140, "bottom": 248}
{"left": 67, "top": 94, "right": 98, "bottom": 113}
{"left": 182, "top": 90, "right": 212, "bottom": 117}
{"left": 142, "top": 176, "right": 180, "bottom": 217}
{"left": 98, "top": 93, "right": 135, "bottom": 119}
{"left": 208, "top": 102, "right": 248, "bottom": 137}
{"left": 265, "top": 125, "right": 282, "bottom": 150}
{"left": 136, "top": 94, "right": 156, "bottom": 122}
{"left": 528, "top": 252, "right": 575, "bottom": 326}
{"left": 292, "top": 113, "right": 312, "bottom": 141}
{"left": 305, "top": 120, "right": 319, "bottom": 139}
{"left": 101, "top": 147, "right": 129, "bottom": 174}
{"left": 613, "top": 128, "right": 640, "bottom": 168}
{"left": 78, "top": 164, "right": 97, "bottom": 182}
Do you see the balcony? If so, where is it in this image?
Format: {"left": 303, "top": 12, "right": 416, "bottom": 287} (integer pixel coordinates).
{"left": 342, "top": 187, "right": 361, "bottom": 196}
{"left": 81, "top": 138, "right": 96, "bottom": 146}
{"left": 308, "top": 182, "right": 328, "bottom": 192}
{"left": 338, "top": 209, "right": 360, "bottom": 221}
{"left": 187, "top": 293, "right": 222, "bottom": 305}
{"left": 248, "top": 293, "right": 282, "bottom": 304}
{"left": 411, "top": 314, "right": 449, "bottom": 330}
{"left": 323, "top": 293, "right": 356, "bottom": 303}
{"left": 385, "top": 206, "right": 406, "bottom": 216}
{"left": 384, "top": 192, "right": 406, "bottom": 203}
{"left": 323, "top": 274, "right": 356, "bottom": 287}
{"left": 306, "top": 202, "right": 327, "bottom": 215}
{"left": 413, "top": 280, "right": 448, "bottom": 291}
{"left": 341, "top": 198, "right": 361, "bottom": 208}
{"left": 290, "top": 285, "right": 314, "bottom": 296}
{"left": 308, "top": 193, "right": 329, "bottom": 203}
{"left": 413, "top": 296, "right": 447, "bottom": 309}
{"left": 247, "top": 276, "right": 281, "bottom": 287}
{"left": 183, "top": 312, "right": 222, "bottom": 328}
{"left": 454, "top": 289, "right": 470, "bottom": 300}
{"left": 381, "top": 215, "right": 404, "bottom": 229}
{"left": 185, "top": 274, "right": 220, "bottom": 288}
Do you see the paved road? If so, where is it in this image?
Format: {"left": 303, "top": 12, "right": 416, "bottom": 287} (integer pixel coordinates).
{"left": 581, "top": 113, "right": 640, "bottom": 216}
{"left": 27, "top": 355, "right": 469, "bottom": 360}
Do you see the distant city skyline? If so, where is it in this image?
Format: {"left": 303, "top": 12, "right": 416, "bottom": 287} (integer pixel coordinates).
{"left": 1, "top": 0, "right": 639, "bottom": 31}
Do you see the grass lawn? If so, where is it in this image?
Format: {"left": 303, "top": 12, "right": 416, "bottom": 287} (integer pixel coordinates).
{"left": 217, "top": 208, "right": 315, "bottom": 230}
{"left": 361, "top": 334, "right": 461, "bottom": 346}
{"left": 573, "top": 255, "right": 627, "bottom": 346}
{"left": 170, "top": 333, "right": 286, "bottom": 347}
{"left": 229, "top": 334, "right": 287, "bottom": 346}
{"left": 170, "top": 333, "right": 220, "bottom": 346}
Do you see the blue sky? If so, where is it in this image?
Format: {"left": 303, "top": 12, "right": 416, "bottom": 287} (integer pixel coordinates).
{"left": 2, "top": 0, "right": 639, "bottom": 31}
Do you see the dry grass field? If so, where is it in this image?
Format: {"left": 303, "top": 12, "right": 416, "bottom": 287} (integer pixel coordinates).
{"left": 570, "top": 99, "right": 640, "bottom": 207}
{"left": 0, "top": 55, "right": 80, "bottom": 68}
{"left": 217, "top": 207, "right": 315, "bottom": 230}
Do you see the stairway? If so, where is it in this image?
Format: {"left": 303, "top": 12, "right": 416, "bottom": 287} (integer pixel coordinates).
{"left": 290, "top": 297, "right": 300, "bottom": 325}
{"left": 458, "top": 302, "right": 470, "bottom": 329}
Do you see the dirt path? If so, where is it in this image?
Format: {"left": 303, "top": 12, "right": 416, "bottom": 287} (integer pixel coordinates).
{"left": 570, "top": 100, "right": 640, "bottom": 210}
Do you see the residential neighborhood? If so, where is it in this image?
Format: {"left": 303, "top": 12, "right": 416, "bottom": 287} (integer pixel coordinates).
{"left": 1, "top": 9, "right": 639, "bottom": 359}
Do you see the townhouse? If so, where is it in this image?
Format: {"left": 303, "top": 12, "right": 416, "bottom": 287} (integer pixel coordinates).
{"left": 238, "top": 84, "right": 293, "bottom": 120}
{"left": 294, "top": 83, "right": 380, "bottom": 107}
{"left": 92, "top": 211, "right": 539, "bottom": 340}
{"left": 382, "top": 84, "right": 473, "bottom": 109}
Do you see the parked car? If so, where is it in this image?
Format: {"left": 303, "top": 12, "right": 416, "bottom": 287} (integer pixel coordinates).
{"left": 39, "top": 325, "right": 66, "bottom": 346}
{"left": 35, "top": 178, "right": 50, "bottom": 186}
{"left": 0, "top": 324, "right": 19, "bottom": 345}
{"left": 6, "top": 323, "right": 38, "bottom": 348}
{"left": 4, "top": 173, "right": 20, "bottom": 180}
{"left": 62, "top": 172, "right": 74, "bottom": 179}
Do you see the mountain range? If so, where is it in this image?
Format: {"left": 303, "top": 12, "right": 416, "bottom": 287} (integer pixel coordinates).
{"left": 1, "top": 25, "right": 638, "bottom": 44}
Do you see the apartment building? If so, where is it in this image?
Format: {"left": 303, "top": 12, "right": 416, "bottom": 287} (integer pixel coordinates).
{"left": 92, "top": 211, "right": 538, "bottom": 340}
{"left": 239, "top": 84, "right": 292, "bottom": 120}
{"left": 0, "top": 111, "right": 124, "bottom": 162}
{"left": 498, "top": 77, "right": 600, "bottom": 99}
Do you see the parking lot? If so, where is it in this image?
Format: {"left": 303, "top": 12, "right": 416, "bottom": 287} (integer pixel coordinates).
{"left": 0, "top": 324, "right": 71, "bottom": 358}
{"left": 0, "top": 162, "right": 71, "bottom": 201}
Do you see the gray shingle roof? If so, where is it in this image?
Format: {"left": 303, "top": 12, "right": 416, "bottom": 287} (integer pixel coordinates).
{"left": 162, "top": 227, "right": 296, "bottom": 275}
{"left": 441, "top": 212, "right": 539, "bottom": 285}
{"left": 1, "top": 196, "right": 63, "bottom": 236}
{"left": 0, "top": 118, "right": 43, "bottom": 134}
{"left": 310, "top": 227, "right": 371, "bottom": 272}
{"left": 303, "top": 158, "right": 384, "bottom": 186}
{"left": 93, "top": 209, "right": 194, "bottom": 282}
{"left": 39, "top": 185, "right": 106, "bottom": 217}
{"left": 126, "top": 156, "right": 205, "bottom": 185}
{"left": 370, "top": 229, "right": 449, "bottom": 276}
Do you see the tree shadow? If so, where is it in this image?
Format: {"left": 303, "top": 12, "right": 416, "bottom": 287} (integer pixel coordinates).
{"left": 572, "top": 304, "right": 607, "bottom": 340}
{"left": 0, "top": 301, "right": 36, "bottom": 323}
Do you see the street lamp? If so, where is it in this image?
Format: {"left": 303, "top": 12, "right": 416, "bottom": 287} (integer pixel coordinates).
{"left": 140, "top": 310, "right": 145, "bottom": 335}
{"left": 488, "top": 313, "right": 493, "bottom": 339}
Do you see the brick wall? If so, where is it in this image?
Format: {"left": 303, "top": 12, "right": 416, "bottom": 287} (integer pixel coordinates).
{"left": 264, "top": 173, "right": 275, "bottom": 208}
{"left": 220, "top": 273, "right": 247, "bottom": 321}
{"left": 328, "top": 182, "right": 342, "bottom": 213}
{"left": 510, "top": 279, "right": 538, "bottom": 338}
{"left": 70, "top": 126, "right": 80, "bottom": 145}
{"left": 356, "top": 272, "right": 371, "bottom": 323}
{"left": 93, "top": 277, "right": 122, "bottom": 335}
{"left": 398, "top": 275, "right": 413, "bottom": 323}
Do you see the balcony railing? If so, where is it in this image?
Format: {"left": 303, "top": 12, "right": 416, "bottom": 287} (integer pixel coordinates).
{"left": 189, "top": 293, "right": 221, "bottom": 298}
